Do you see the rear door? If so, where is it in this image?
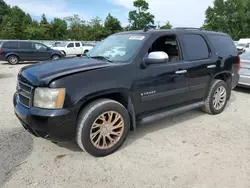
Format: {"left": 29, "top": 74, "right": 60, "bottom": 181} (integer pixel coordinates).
{"left": 178, "top": 33, "right": 215, "bottom": 102}
{"left": 75, "top": 42, "right": 82, "bottom": 55}
{"left": 18, "top": 41, "right": 35, "bottom": 61}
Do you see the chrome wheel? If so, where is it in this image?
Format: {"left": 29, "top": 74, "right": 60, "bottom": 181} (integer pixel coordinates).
{"left": 90, "top": 111, "right": 124, "bottom": 150}
{"left": 9, "top": 56, "right": 18, "bottom": 64}
{"left": 52, "top": 55, "right": 60, "bottom": 60}
{"left": 213, "top": 86, "right": 227, "bottom": 110}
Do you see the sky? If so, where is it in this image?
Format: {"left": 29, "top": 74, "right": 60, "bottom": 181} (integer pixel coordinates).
{"left": 4, "top": 0, "right": 214, "bottom": 27}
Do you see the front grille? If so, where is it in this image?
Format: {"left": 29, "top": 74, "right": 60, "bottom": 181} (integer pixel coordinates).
{"left": 17, "top": 80, "right": 34, "bottom": 108}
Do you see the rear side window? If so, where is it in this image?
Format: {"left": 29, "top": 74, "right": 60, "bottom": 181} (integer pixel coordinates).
{"left": 75, "top": 43, "right": 80, "bottom": 47}
{"left": 2, "top": 41, "right": 18, "bottom": 49}
{"left": 19, "top": 42, "right": 33, "bottom": 49}
{"left": 182, "top": 34, "right": 210, "bottom": 61}
{"left": 207, "top": 34, "right": 237, "bottom": 56}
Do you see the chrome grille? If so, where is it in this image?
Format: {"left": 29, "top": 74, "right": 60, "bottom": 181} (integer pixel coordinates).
{"left": 17, "top": 80, "right": 33, "bottom": 108}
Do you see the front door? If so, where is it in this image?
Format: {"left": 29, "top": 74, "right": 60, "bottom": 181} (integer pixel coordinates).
{"left": 66, "top": 42, "right": 75, "bottom": 55}
{"left": 33, "top": 42, "right": 51, "bottom": 60}
{"left": 134, "top": 34, "right": 191, "bottom": 115}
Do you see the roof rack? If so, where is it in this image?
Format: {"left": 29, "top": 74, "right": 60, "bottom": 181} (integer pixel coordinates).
{"left": 174, "top": 27, "right": 203, "bottom": 30}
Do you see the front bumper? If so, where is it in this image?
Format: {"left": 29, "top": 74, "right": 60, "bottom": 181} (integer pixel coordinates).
{"left": 13, "top": 93, "right": 77, "bottom": 142}
{"left": 238, "top": 75, "right": 250, "bottom": 88}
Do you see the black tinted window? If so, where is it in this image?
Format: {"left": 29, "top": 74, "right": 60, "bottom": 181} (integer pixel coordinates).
{"left": 207, "top": 34, "right": 237, "bottom": 56}
{"left": 19, "top": 42, "right": 33, "bottom": 49}
{"left": 3, "top": 41, "right": 18, "bottom": 49}
{"left": 75, "top": 43, "right": 80, "bottom": 47}
{"left": 182, "top": 34, "right": 210, "bottom": 60}
{"left": 67, "top": 43, "right": 74, "bottom": 48}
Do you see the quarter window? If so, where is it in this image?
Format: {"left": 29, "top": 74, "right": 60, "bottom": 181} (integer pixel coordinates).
{"left": 3, "top": 41, "right": 18, "bottom": 49}
{"left": 182, "top": 34, "right": 210, "bottom": 61}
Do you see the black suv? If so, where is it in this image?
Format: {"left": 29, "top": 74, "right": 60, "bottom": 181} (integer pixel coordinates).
{"left": 13, "top": 28, "right": 240, "bottom": 157}
{"left": 0, "top": 40, "right": 64, "bottom": 64}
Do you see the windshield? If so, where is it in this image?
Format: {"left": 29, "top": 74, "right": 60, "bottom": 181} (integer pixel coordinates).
{"left": 88, "top": 34, "right": 147, "bottom": 62}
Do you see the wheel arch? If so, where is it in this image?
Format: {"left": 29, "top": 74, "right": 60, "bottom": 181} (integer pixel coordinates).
{"left": 77, "top": 89, "right": 136, "bottom": 131}
{"left": 6, "top": 53, "right": 19, "bottom": 60}
{"left": 213, "top": 71, "right": 232, "bottom": 88}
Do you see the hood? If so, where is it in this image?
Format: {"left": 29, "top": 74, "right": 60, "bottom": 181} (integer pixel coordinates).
{"left": 18, "top": 57, "right": 115, "bottom": 86}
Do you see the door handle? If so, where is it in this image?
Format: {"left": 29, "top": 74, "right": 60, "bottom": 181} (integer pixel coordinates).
{"left": 207, "top": 65, "right": 216, "bottom": 69}
{"left": 175, "top": 70, "right": 187, "bottom": 74}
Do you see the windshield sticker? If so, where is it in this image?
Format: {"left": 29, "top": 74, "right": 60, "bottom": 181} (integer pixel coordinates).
{"left": 129, "top": 36, "right": 145, "bottom": 40}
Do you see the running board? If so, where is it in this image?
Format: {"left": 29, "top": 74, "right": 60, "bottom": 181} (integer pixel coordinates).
{"left": 138, "top": 101, "right": 205, "bottom": 125}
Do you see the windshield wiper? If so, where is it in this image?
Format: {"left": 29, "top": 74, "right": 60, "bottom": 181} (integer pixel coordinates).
{"left": 90, "top": 55, "right": 113, "bottom": 62}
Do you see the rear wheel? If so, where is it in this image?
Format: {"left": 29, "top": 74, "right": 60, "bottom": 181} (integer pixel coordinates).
{"left": 61, "top": 51, "right": 66, "bottom": 56}
{"left": 76, "top": 99, "right": 130, "bottom": 157}
{"left": 7, "top": 55, "right": 19, "bottom": 65}
{"left": 84, "top": 50, "right": 89, "bottom": 54}
{"left": 202, "top": 79, "right": 228, "bottom": 115}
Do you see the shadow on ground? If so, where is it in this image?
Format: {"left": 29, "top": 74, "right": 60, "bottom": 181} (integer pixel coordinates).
{"left": 234, "top": 86, "right": 250, "bottom": 94}
{"left": 123, "top": 109, "right": 205, "bottom": 149}
{"left": 0, "top": 128, "right": 33, "bottom": 187}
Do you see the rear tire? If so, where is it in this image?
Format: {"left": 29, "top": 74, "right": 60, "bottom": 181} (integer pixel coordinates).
{"left": 201, "top": 79, "right": 229, "bottom": 115}
{"left": 77, "top": 54, "right": 81, "bottom": 57}
{"left": 76, "top": 99, "right": 130, "bottom": 157}
{"left": 7, "top": 55, "right": 19, "bottom": 65}
{"left": 84, "top": 50, "right": 89, "bottom": 54}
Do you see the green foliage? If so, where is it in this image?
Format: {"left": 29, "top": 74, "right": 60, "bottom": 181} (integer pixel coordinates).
{"left": 128, "top": 0, "right": 155, "bottom": 30}
{"left": 203, "top": 0, "right": 250, "bottom": 40}
{"left": 160, "top": 21, "right": 172, "bottom": 29}
{"left": 104, "top": 13, "right": 122, "bottom": 35}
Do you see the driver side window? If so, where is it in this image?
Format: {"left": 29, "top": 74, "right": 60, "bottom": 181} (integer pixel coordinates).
{"left": 147, "top": 35, "right": 181, "bottom": 62}
{"left": 34, "top": 43, "right": 47, "bottom": 51}
{"left": 67, "top": 43, "right": 74, "bottom": 48}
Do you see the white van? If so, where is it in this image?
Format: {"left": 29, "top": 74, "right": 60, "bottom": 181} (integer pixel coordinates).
{"left": 237, "top": 38, "right": 250, "bottom": 52}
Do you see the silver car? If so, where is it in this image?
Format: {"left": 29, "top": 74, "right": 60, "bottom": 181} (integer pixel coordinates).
{"left": 238, "top": 52, "right": 250, "bottom": 88}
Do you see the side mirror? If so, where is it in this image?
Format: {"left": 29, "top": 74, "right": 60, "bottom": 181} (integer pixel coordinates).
{"left": 143, "top": 51, "right": 169, "bottom": 66}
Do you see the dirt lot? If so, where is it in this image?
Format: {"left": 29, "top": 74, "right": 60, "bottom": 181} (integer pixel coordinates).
{"left": 0, "top": 61, "right": 250, "bottom": 188}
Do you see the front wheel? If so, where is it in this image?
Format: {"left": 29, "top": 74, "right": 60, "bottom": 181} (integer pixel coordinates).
{"left": 76, "top": 99, "right": 130, "bottom": 157}
{"left": 51, "top": 54, "right": 60, "bottom": 60}
{"left": 202, "top": 79, "right": 229, "bottom": 115}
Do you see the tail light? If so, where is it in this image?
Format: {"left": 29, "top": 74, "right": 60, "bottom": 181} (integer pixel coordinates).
{"left": 0, "top": 48, "right": 2, "bottom": 54}
{"left": 237, "top": 55, "right": 240, "bottom": 72}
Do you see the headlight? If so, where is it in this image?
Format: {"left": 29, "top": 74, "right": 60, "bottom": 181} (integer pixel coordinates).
{"left": 33, "top": 88, "right": 65, "bottom": 109}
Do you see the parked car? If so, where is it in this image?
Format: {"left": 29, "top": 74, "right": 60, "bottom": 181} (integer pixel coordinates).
{"left": 52, "top": 41, "right": 91, "bottom": 56}
{"left": 13, "top": 28, "right": 239, "bottom": 157}
{"left": 238, "top": 52, "right": 250, "bottom": 88}
{"left": 81, "top": 42, "right": 94, "bottom": 54}
{"left": 0, "top": 40, "right": 64, "bottom": 65}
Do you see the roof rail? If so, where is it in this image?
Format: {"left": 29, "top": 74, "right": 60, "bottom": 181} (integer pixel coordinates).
{"left": 174, "top": 27, "right": 203, "bottom": 30}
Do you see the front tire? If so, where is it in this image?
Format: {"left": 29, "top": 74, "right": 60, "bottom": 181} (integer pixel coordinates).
{"left": 202, "top": 79, "right": 229, "bottom": 115}
{"left": 51, "top": 54, "right": 60, "bottom": 60}
{"left": 76, "top": 99, "right": 130, "bottom": 157}
{"left": 7, "top": 55, "right": 19, "bottom": 65}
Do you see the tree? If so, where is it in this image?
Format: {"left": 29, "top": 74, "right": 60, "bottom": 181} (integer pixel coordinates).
{"left": 160, "top": 21, "right": 172, "bottom": 29}
{"left": 104, "top": 13, "right": 122, "bottom": 35}
{"left": 203, "top": 0, "right": 250, "bottom": 40}
{"left": 128, "top": 0, "right": 155, "bottom": 30}
{"left": 65, "top": 14, "right": 85, "bottom": 40}
{"left": 88, "top": 17, "right": 106, "bottom": 41}
{"left": 49, "top": 18, "right": 67, "bottom": 40}
{"left": 1, "top": 6, "right": 30, "bottom": 39}
{"left": 40, "top": 13, "right": 48, "bottom": 24}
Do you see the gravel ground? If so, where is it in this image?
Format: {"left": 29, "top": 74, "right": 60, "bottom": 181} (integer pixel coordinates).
{"left": 0, "top": 61, "right": 250, "bottom": 188}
